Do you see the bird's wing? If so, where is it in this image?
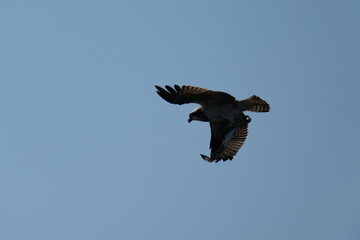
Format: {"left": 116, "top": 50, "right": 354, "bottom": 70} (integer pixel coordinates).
{"left": 237, "top": 95, "right": 270, "bottom": 112}
{"left": 155, "top": 85, "right": 235, "bottom": 106}
{"left": 201, "top": 116, "right": 248, "bottom": 162}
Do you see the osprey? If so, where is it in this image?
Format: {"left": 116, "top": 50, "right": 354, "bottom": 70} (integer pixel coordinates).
{"left": 155, "top": 85, "right": 270, "bottom": 162}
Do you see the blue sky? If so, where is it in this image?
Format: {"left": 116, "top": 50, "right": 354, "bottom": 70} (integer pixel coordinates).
{"left": 0, "top": 1, "right": 359, "bottom": 239}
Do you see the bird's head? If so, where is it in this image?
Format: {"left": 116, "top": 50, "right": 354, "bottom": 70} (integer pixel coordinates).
{"left": 188, "top": 108, "right": 209, "bottom": 123}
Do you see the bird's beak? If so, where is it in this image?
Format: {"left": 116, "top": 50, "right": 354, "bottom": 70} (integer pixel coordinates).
{"left": 188, "top": 118, "right": 192, "bottom": 123}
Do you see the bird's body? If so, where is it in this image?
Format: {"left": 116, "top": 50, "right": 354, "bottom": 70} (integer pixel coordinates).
{"left": 203, "top": 103, "right": 240, "bottom": 122}
{"left": 155, "top": 84, "right": 270, "bottom": 162}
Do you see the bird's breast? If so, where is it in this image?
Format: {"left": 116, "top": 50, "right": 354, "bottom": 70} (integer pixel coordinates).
{"left": 203, "top": 104, "right": 240, "bottom": 122}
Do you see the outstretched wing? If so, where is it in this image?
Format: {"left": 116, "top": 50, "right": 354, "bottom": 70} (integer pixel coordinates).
{"left": 237, "top": 95, "right": 270, "bottom": 112}
{"left": 201, "top": 115, "right": 248, "bottom": 162}
{"left": 155, "top": 85, "right": 235, "bottom": 106}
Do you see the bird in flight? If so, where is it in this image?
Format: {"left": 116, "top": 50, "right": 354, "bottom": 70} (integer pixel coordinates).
{"left": 155, "top": 85, "right": 270, "bottom": 162}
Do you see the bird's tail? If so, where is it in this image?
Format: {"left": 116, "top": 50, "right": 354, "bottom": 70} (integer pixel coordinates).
{"left": 237, "top": 95, "right": 270, "bottom": 112}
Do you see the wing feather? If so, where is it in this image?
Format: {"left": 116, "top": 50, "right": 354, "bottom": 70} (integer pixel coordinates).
{"left": 155, "top": 85, "right": 235, "bottom": 105}
{"left": 237, "top": 95, "right": 270, "bottom": 112}
{"left": 202, "top": 116, "right": 248, "bottom": 162}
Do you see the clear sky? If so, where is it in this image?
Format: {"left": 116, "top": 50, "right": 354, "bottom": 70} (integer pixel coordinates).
{"left": 1, "top": 1, "right": 359, "bottom": 239}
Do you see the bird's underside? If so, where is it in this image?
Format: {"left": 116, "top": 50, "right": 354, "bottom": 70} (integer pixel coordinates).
{"left": 155, "top": 84, "right": 270, "bottom": 162}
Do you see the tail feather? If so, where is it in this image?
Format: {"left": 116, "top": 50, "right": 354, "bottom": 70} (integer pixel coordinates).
{"left": 238, "top": 95, "right": 270, "bottom": 112}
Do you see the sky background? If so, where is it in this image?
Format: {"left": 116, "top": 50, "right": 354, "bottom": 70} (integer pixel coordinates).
{"left": 0, "top": 1, "right": 359, "bottom": 239}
